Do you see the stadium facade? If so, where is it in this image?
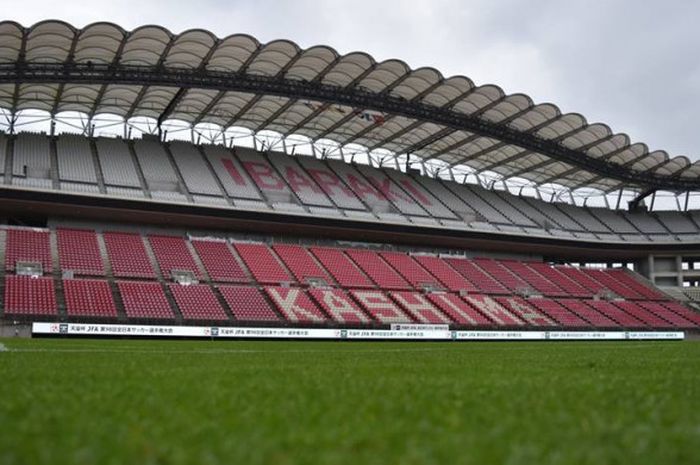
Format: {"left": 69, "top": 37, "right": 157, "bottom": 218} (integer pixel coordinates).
{"left": 0, "top": 20, "right": 699, "bottom": 338}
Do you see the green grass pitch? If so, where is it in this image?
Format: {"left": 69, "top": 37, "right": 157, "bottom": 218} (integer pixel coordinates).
{"left": 0, "top": 338, "right": 699, "bottom": 465}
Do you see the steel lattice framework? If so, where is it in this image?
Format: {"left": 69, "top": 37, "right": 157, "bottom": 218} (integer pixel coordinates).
{"left": 0, "top": 20, "right": 699, "bottom": 194}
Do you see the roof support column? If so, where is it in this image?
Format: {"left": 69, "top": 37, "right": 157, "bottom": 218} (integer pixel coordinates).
{"left": 684, "top": 191, "right": 691, "bottom": 212}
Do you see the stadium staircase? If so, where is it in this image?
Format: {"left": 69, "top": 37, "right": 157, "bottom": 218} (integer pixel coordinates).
{"left": 126, "top": 140, "right": 153, "bottom": 199}
{"left": 96, "top": 230, "right": 129, "bottom": 321}
{"left": 88, "top": 139, "right": 108, "bottom": 195}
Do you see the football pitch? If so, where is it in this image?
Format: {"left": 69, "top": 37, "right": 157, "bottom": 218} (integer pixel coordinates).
{"left": 0, "top": 338, "right": 698, "bottom": 465}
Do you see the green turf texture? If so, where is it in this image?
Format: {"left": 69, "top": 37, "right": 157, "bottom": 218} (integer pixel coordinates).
{"left": 0, "top": 339, "right": 698, "bottom": 465}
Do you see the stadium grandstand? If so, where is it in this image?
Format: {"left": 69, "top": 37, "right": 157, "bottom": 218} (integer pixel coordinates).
{"left": 0, "top": 20, "right": 699, "bottom": 339}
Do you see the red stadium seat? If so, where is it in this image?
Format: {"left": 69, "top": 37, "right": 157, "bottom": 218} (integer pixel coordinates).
{"left": 273, "top": 244, "right": 332, "bottom": 284}
{"left": 63, "top": 279, "right": 117, "bottom": 318}
{"left": 444, "top": 258, "right": 509, "bottom": 294}
{"left": 5, "top": 228, "right": 52, "bottom": 272}
{"left": 218, "top": 285, "right": 281, "bottom": 323}
{"left": 525, "top": 297, "right": 590, "bottom": 327}
{"left": 4, "top": 275, "right": 57, "bottom": 316}
{"left": 103, "top": 231, "right": 156, "bottom": 278}
{"left": 148, "top": 235, "right": 202, "bottom": 279}
{"left": 57, "top": 228, "right": 105, "bottom": 276}
{"left": 345, "top": 249, "right": 411, "bottom": 290}
{"left": 309, "top": 247, "right": 374, "bottom": 288}
{"left": 499, "top": 261, "right": 564, "bottom": 296}
{"left": 557, "top": 299, "right": 619, "bottom": 328}
{"left": 169, "top": 284, "right": 228, "bottom": 321}
{"left": 379, "top": 252, "right": 440, "bottom": 289}
{"left": 234, "top": 243, "right": 293, "bottom": 284}
{"left": 117, "top": 281, "right": 174, "bottom": 320}
{"left": 191, "top": 239, "right": 249, "bottom": 283}
{"left": 414, "top": 256, "right": 478, "bottom": 292}
{"left": 586, "top": 300, "right": 646, "bottom": 328}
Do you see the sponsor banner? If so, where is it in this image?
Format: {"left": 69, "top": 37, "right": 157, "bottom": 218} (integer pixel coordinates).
{"left": 454, "top": 331, "right": 547, "bottom": 340}
{"left": 346, "top": 329, "right": 451, "bottom": 340}
{"left": 31, "top": 323, "right": 685, "bottom": 341}
{"left": 626, "top": 331, "right": 685, "bottom": 340}
{"left": 547, "top": 331, "right": 626, "bottom": 340}
{"left": 32, "top": 322, "right": 208, "bottom": 337}
{"left": 390, "top": 324, "right": 450, "bottom": 332}
{"left": 215, "top": 327, "right": 339, "bottom": 339}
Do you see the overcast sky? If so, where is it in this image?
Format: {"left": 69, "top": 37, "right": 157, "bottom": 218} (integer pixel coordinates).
{"left": 5, "top": 0, "right": 700, "bottom": 160}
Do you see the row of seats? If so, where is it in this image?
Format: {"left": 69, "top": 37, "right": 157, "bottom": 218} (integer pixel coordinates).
{"left": 4, "top": 275, "right": 700, "bottom": 329}
{"left": 3, "top": 133, "right": 700, "bottom": 243}
{"left": 1, "top": 227, "right": 677, "bottom": 303}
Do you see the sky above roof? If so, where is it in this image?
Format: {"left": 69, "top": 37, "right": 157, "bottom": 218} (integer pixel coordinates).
{"left": 5, "top": 0, "right": 700, "bottom": 161}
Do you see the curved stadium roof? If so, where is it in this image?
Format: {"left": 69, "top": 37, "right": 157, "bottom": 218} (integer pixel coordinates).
{"left": 0, "top": 19, "right": 699, "bottom": 195}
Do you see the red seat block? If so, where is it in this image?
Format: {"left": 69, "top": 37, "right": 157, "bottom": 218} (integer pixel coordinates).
{"left": 117, "top": 281, "right": 174, "bottom": 320}
{"left": 63, "top": 279, "right": 117, "bottom": 318}
{"left": 148, "top": 235, "right": 201, "bottom": 279}
{"left": 444, "top": 258, "right": 509, "bottom": 294}
{"left": 526, "top": 297, "right": 589, "bottom": 327}
{"left": 57, "top": 228, "right": 104, "bottom": 276}
{"left": 218, "top": 285, "right": 280, "bottom": 323}
{"left": 310, "top": 247, "right": 374, "bottom": 288}
{"left": 169, "top": 284, "right": 228, "bottom": 321}
{"left": 4, "top": 275, "right": 57, "bottom": 316}
{"left": 380, "top": 252, "right": 440, "bottom": 289}
{"left": 191, "top": 240, "right": 249, "bottom": 282}
{"left": 613, "top": 301, "right": 673, "bottom": 328}
{"left": 557, "top": 299, "right": 619, "bottom": 328}
{"left": 346, "top": 249, "right": 411, "bottom": 290}
{"left": 103, "top": 232, "right": 156, "bottom": 278}
{"left": 586, "top": 300, "right": 646, "bottom": 328}
{"left": 5, "top": 228, "right": 52, "bottom": 272}
{"left": 234, "top": 243, "right": 293, "bottom": 284}
{"left": 414, "top": 256, "right": 477, "bottom": 292}
{"left": 273, "top": 244, "right": 332, "bottom": 284}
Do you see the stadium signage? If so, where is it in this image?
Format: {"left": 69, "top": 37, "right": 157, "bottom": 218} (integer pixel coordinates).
{"left": 390, "top": 324, "right": 450, "bottom": 332}
{"left": 32, "top": 323, "right": 685, "bottom": 341}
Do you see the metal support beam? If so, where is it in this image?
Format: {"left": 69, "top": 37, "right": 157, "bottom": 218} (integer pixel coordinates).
{"left": 157, "top": 87, "right": 188, "bottom": 128}
{"left": 628, "top": 188, "right": 655, "bottom": 212}
{"left": 2, "top": 61, "right": 700, "bottom": 190}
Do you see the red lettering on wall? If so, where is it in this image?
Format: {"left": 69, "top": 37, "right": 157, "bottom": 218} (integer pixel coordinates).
{"left": 221, "top": 158, "right": 247, "bottom": 186}
{"left": 346, "top": 174, "right": 385, "bottom": 202}
{"left": 242, "top": 161, "right": 284, "bottom": 191}
{"left": 307, "top": 169, "right": 355, "bottom": 198}
{"left": 285, "top": 166, "right": 322, "bottom": 193}
{"left": 399, "top": 179, "right": 432, "bottom": 205}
